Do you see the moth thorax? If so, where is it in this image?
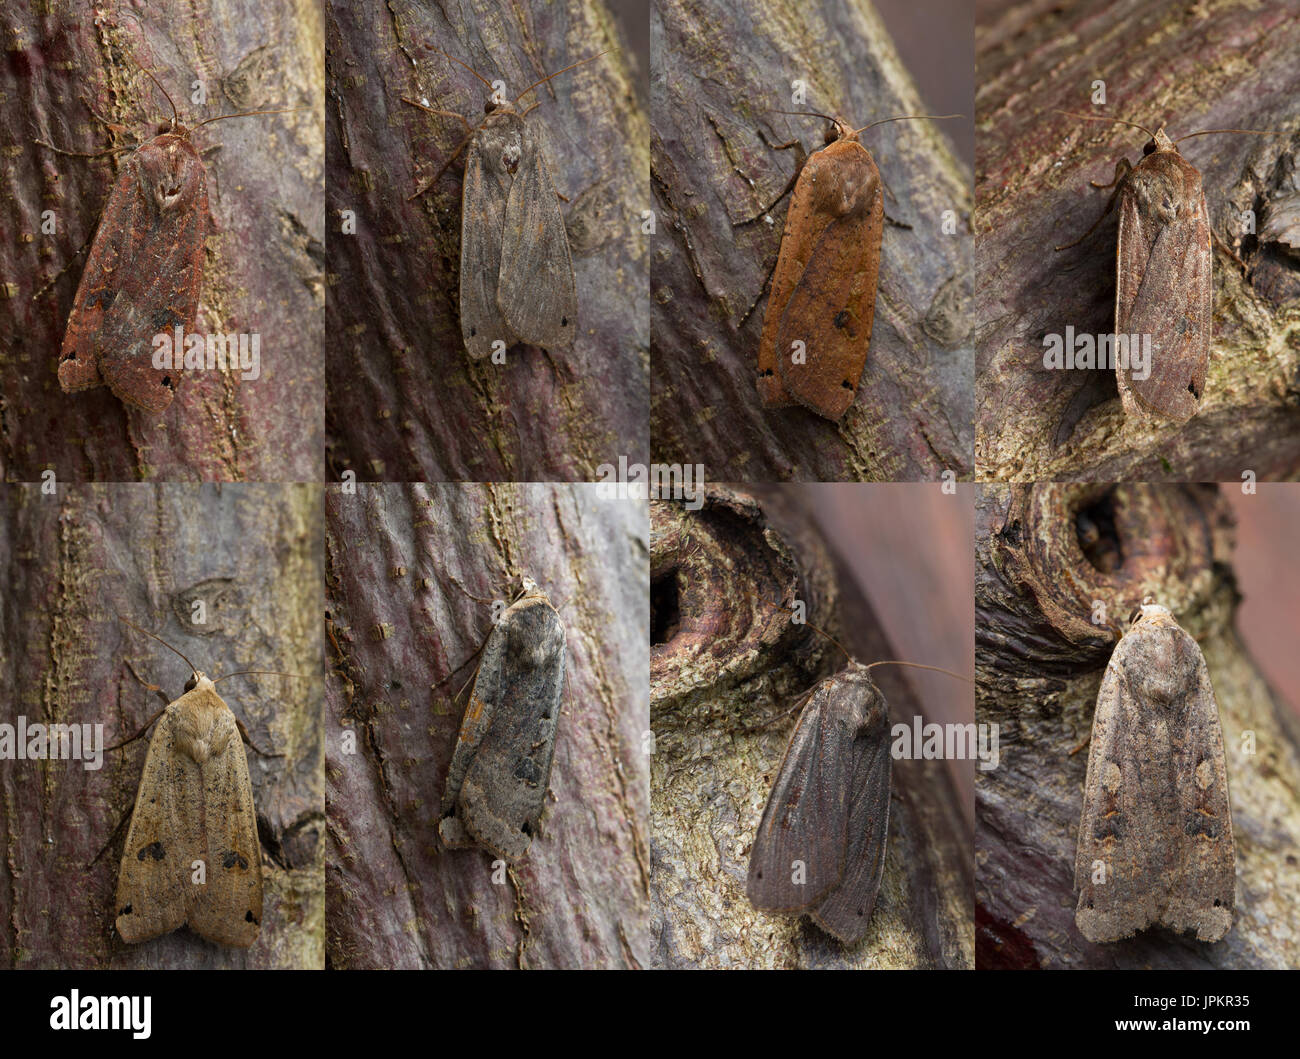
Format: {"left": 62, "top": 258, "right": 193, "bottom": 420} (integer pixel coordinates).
{"left": 142, "top": 142, "right": 194, "bottom": 212}
{"left": 500, "top": 137, "right": 522, "bottom": 174}
{"left": 1131, "top": 167, "right": 1184, "bottom": 224}
{"left": 812, "top": 158, "right": 873, "bottom": 218}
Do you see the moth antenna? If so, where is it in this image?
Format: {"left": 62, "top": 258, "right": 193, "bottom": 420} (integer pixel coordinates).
{"left": 855, "top": 113, "right": 962, "bottom": 133}
{"left": 433, "top": 47, "right": 495, "bottom": 91}
{"left": 863, "top": 660, "right": 975, "bottom": 684}
{"left": 1173, "top": 127, "right": 1292, "bottom": 143}
{"left": 1052, "top": 109, "right": 1156, "bottom": 139}
{"left": 193, "top": 106, "right": 306, "bottom": 129}
{"left": 139, "top": 65, "right": 179, "bottom": 126}
{"left": 212, "top": 670, "right": 313, "bottom": 685}
{"left": 512, "top": 51, "right": 608, "bottom": 105}
{"left": 762, "top": 598, "right": 852, "bottom": 665}
{"left": 117, "top": 614, "right": 198, "bottom": 676}
{"left": 768, "top": 108, "right": 838, "bottom": 123}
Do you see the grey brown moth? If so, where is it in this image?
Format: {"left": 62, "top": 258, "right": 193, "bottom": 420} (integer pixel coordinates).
{"left": 746, "top": 660, "right": 892, "bottom": 946}
{"left": 438, "top": 577, "right": 566, "bottom": 861}
{"left": 406, "top": 52, "right": 603, "bottom": 361}
{"left": 1074, "top": 601, "right": 1235, "bottom": 943}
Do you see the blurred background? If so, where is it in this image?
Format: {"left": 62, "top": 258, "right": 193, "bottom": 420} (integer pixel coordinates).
{"left": 1228, "top": 486, "right": 1300, "bottom": 720}
{"left": 875, "top": 0, "right": 975, "bottom": 168}
{"left": 802, "top": 484, "right": 976, "bottom": 818}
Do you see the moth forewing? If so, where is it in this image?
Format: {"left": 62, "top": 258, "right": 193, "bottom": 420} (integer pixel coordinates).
{"left": 746, "top": 662, "right": 892, "bottom": 943}
{"left": 438, "top": 580, "right": 567, "bottom": 861}
{"left": 115, "top": 674, "right": 263, "bottom": 948}
{"left": 757, "top": 118, "right": 886, "bottom": 421}
{"left": 452, "top": 91, "right": 578, "bottom": 359}
{"left": 1074, "top": 604, "right": 1234, "bottom": 944}
{"left": 60, "top": 127, "right": 208, "bottom": 413}
{"left": 1113, "top": 131, "right": 1211, "bottom": 421}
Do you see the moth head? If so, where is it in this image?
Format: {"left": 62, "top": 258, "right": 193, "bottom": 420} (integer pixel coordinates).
{"left": 183, "top": 671, "right": 212, "bottom": 693}
{"left": 825, "top": 116, "right": 855, "bottom": 145}
{"left": 1147, "top": 127, "right": 1176, "bottom": 154}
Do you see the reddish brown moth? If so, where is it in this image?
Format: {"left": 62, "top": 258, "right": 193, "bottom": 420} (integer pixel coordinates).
{"left": 1055, "top": 113, "right": 1287, "bottom": 422}
{"left": 755, "top": 111, "right": 958, "bottom": 422}
{"left": 44, "top": 68, "right": 297, "bottom": 414}
{"left": 404, "top": 50, "right": 605, "bottom": 361}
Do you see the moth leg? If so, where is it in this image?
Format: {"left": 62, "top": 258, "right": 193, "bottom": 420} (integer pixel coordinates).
{"left": 733, "top": 138, "right": 805, "bottom": 227}
{"left": 235, "top": 715, "right": 282, "bottom": 758}
{"left": 884, "top": 212, "right": 913, "bottom": 230}
{"left": 1091, "top": 156, "right": 1133, "bottom": 191}
{"left": 1054, "top": 158, "right": 1131, "bottom": 252}
{"left": 78, "top": 93, "right": 131, "bottom": 136}
{"left": 737, "top": 248, "right": 782, "bottom": 329}
{"left": 105, "top": 703, "right": 169, "bottom": 752}
{"left": 401, "top": 97, "right": 473, "bottom": 135}
{"left": 32, "top": 138, "right": 135, "bottom": 159}
{"left": 1210, "top": 226, "right": 1249, "bottom": 276}
{"left": 87, "top": 806, "right": 133, "bottom": 869}
{"left": 30, "top": 239, "right": 95, "bottom": 303}
{"left": 402, "top": 99, "right": 477, "bottom": 200}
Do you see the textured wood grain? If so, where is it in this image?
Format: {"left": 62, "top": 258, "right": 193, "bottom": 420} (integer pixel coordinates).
{"left": 976, "top": 0, "right": 1300, "bottom": 481}
{"left": 324, "top": 483, "right": 650, "bottom": 969}
{"left": 0, "top": 0, "right": 325, "bottom": 482}
{"left": 0, "top": 483, "right": 325, "bottom": 969}
{"left": 651, "top": 0, "right": 974, "bottom": 481}
{"left": 975, "top": 483, "right": 1300, "bottom": 968}
{"left": 651, "top": 487, "right": 972, "bottom": 968}
{"left": 324, "top": 0, "right": 649, "bottom": 482}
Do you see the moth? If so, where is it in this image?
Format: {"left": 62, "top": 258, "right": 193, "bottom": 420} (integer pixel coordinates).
{"left": 754, "top": 111, "right": 958, "bottom": 421}
{"left": 405, "top": 51, "right": 604, "bottom": 361}
{"left": 746, "top": 660, "right": 892, "bottom": 946}
{"left": 1054, "top": 114, "right": 1286, "bottom": 422}
{"left": 438, "top": 577, "right": 566, "bottom": 861}
{"left": 44, "top": 68, "right": 297, "bottom": 414}
{"left": 113, "top": 623, "right": 268, "bottom": 948}
{"left": 1074, "top": 601, "right": 1234, "bottom": 944}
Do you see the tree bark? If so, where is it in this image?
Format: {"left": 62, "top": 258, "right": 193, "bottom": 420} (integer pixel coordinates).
{"left": 651, "top": 0, "right": 974, "bottom": 481}
{"left": 975, "top": 483, "right": 1300, "bottom": 968}
{"left": 324, "top": 0, "right": 649, "bottom": 482}
{"left": 976, "top": 0, "right": 1300, "bottom": 481}
{"left": 324, "top": 483, "right": 650, "bottom": 969}
{"left": 0, "top": 482, "right": 325, "bottom": 969}
{"left": 651, "top": 487, "right": 972, "bottom": 968}
{"left": 0, "top": 0, "right": 325, "bottom": 482}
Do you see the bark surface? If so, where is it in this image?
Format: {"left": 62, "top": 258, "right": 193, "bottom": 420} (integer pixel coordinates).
{"left": 976, "top": 483, "right": 1300, "bottom": 968}
{"left": 324, "top": 483, "right": 650, "bottom": 969}
{"left": 0, "top": 482, "right": 325, "bottom": 969}
{"left": 0, "top": 0, "right": 325, "bottom": 482}
{"left": 976, "top": 0, "right": 1300, "bottom": 481}
{"left": 651, "top": 0, "right": 974, "bottom": 481}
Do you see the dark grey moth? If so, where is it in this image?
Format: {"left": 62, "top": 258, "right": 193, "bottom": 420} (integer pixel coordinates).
{"left": 1075, "top": 602, "right": 1235, "bottom": 943}
{"left": 747, "top": 660, "right": 891, "bottom": 946}
{"left": 439, "top": 577, "right": 566, "bottom": 861}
